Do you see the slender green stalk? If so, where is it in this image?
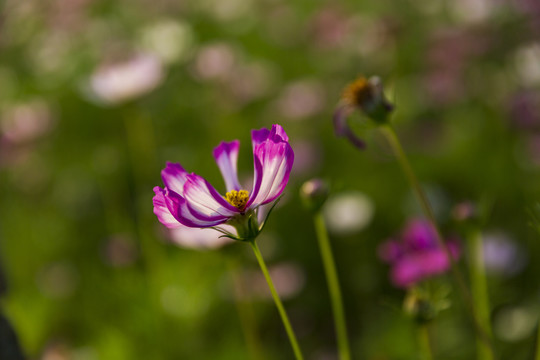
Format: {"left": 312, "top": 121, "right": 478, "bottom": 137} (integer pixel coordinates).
{"left": 418, "top": 324, "right": 434, "bottom": 360}
{"left": 379, "top": 124, "right": 495, "bottom": 356}
{"left": 313, "top": 212, "right": 351, "bottom": 360}
{"left": 226, "top": 257, "right": 265, "bottom": 360}
{"left": 249, "top": 241, "right": 304, "bottom": 360}
{"left": 467, "top": 230, "right": 494, "bottom": 360}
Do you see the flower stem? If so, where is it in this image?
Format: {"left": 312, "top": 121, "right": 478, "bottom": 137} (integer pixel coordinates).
{"left": 249, "top": 241, "right": 304, "bottom": 360}
{"left": 379, "top": 124, "right": 495, "bottom": 355}
{"left": 467, "top": 230, "right": 494, "bottom": 360}
{"left": 313, "top": 211, "right": 351, "bottom": 360}
{"left": 418, "top": 324, "right": 434, "bottom": 360}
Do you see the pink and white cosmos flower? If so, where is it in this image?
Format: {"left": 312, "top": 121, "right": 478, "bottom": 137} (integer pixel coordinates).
{"left": 153, "top": 124, "right": 294, "bottom": 240}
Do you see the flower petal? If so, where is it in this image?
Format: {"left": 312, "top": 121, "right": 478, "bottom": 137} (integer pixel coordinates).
{"left": 378, "top": 239, "right": 404, "bottom": 263}
{"left": 213, "top": 140, "right": 241, "bottom": 191}
{"left": 183, "top": 173, "right": 239, "bottom": 220}
{"left": 153, "top": 186, "right": 181, "bottom": 228}
{"left": 160, "top": 186, "right": 228, "bottom": 227}
{"left": 161, "top": 162, "right": 189, "bottom": 195}
{"left": 176, "top": 197, "right": 229, "bottom": 227}
{"left": 402, "top": 219, "right": 438, "bottom": 250}
{"left": 391, "top": 247, "right": 459, "bottom": 288}
{"left": 247, "top": 128, "right": 294, "bottom": 207}
{"left": 333, "top": 105, "right": 365, "bottom": 149}
{"left": 251, "top": 124, "right": 289, "bottom": 148}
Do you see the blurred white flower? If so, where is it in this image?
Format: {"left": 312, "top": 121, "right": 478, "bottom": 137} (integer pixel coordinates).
{"left": 89, "top": 53, "right": 164, "bottom": 105}
{"left": 226, "top": 61, "right": 274, "bottom": 103}
{"left": 1, "top": 100, "right": 54, "bottom": 143}
{"left": 323, "top": 191, "right": 375, "bottom": 235}
{"left": 193, "top": 43, "right": 237, "bottom": 81}
{"left": 494, "top": 304, "right": 539, "bottom": 342}
{"left": 450, "top": 0, "right": 494, "bottom": 23}
{"left": 237, "top": 262, "right": 305, "bottom": 300}
{"left": 140, "top": 20, "right": 195, "bottom": 64}
{"left": 482, "top": 232, "right": 527, "bottom": 276}
{"left": 28, "top": 32, "right": 74, "bottom": 77}
{"left": 41, "top": 342, "right": 70, "bottom": 360}
{"left": 169, "top": 225, "right": 234, "bottom": 250}
{"left": 40, "top": 342, "right": 98, "bottom": 360}
{"left": 515, "top": 43, "right": 540, "bottom": 87}
{"left": 200, "top": 0, "right": 255, "bottom": 22}
{"left": 276, "top": 80, "right": 326, "bottom": 120}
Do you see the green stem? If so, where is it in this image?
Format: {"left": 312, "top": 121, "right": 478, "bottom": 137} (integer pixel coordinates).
{"left": 249, "top": 241, "right": 304, "bottom": 360}
{"left": 313, "top": 212, "right": 351, "bottom": 360}
{"left": 418, "top": 324, "right": 434, "bottom": 360}
{"left": 467, "top": 230, "right": 494, "bottom": 360}
{"left": 379, "top": 124, "right": 495, "bottom": 356}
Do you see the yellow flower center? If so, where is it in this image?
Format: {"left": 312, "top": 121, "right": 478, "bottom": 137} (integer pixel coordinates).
{"left": 342, "top": 77, "right": 373, "bottom": 107}
{"left": 224, "top": 190, "right": 249, "bottom": 210}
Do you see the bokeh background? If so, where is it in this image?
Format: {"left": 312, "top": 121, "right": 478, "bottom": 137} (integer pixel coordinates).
{"left": 1, "top": 0, "right": 540, "bottom": 359}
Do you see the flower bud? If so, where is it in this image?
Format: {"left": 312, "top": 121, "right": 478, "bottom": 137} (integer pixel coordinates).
{"left": 452, "top": 201, "right": 478, "bottom": 222}
{"left": 300, "top": 179, "right": 329, "bottom": 212}
{"left": 403, "top": 291, "right": 437, "bottom": 324}
{"left": 333, "top": 76, "right": 394, "bottom": 149}
{"left": 341, "top": 76, "right": 394, "bottom": 123}
{"left": 403, "top": 285, "right": 452, "bottom": 324}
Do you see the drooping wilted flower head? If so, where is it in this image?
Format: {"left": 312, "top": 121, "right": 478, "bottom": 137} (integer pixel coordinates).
{"left": 153, "top": 124, "right": 294, "bottom": 242}
{"left": 378, "top": 218, "right": 460, "bottom": 288}
{"left": 300, "top": 178, "right": 329, "bottom": 212}
{"left": 333, "top": 76, "right": 394, "bottom": 149}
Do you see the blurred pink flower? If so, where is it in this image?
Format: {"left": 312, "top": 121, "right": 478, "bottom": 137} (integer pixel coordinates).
{"left": 508, "top": 90, "right": 540, "bottom": 130}
{"left": 169, "top": 225, "right": 234, "bottom": 250}
{"left": 423, "top": 28, "right": 491, "bottom": 105}
{"left": 193, "top": 43, "right": 237, "bottom": 81}
{"left": 1, "top": 100, "right": 54, "bottom": 144}
{"left": 89, "top": 53, "right": 164, "bottom": 105}
{"left": 102, "top": 235, "right": 139, "bottom": 267}
{"left": 236, "top": 262, "right": 305, "bottom": 300}
{"left": 309, "top": 7, "right": 351, "bottom": 49}
{"left": 482, "top": 232, "right": 526, "bottom": 276}
{"left": 378, "top": 218, "right": 460, "bottom": 288}
{"left": 276, "top": 80, "right": 326, "bottom": 120}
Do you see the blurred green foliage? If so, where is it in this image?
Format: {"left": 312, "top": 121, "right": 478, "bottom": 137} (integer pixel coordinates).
{"left": 1, "top": 0, "right": 539, "bottom": 359}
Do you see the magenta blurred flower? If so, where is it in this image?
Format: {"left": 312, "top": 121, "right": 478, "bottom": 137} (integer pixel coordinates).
{"left": 153, "top": 124, "right": 294, "bottom": 241}
{"left": 378, "top": 219, "right": 460, "bottom": 288}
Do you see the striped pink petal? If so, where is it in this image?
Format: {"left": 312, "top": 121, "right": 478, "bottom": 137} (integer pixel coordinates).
{"left": 183, "top": 173, "right": 239, "bottom": 220}
{"left": 161, "top": 162, "right": 189, "bottom": 196}
{"left": 153, "top": 186, "right": 181, "bottom": 228}
{"left": 251, "top": 124, "right": 289, "bottom": 148}
{"left": 213, "top": 140, "right": 241, "bottom": 191}
{"left": 247, "top": 125, "right": 294, "bottom": 207}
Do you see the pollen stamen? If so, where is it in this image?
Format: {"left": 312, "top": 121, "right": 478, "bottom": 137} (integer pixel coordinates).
{"left": 224, "top": 190, "right": 249, "bottom": 210}
{"left": 342, "top": 77, "right": 373, "bottom": 107}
